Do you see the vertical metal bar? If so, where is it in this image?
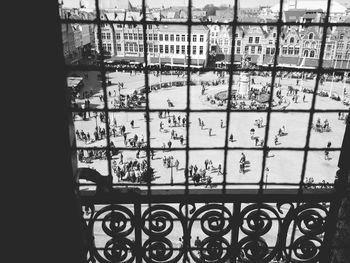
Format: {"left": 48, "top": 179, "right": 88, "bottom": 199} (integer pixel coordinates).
{"left": 298, "top": 0, "right": 332, "bottom": 194}
{"left": 222, "top": 0, "right": 238, "bottom": 194}
{"left": 134, "top": 202, "right": 142, "bottom": 263}
{"left": 230, "top": 202, "right": 241, "bottom": 263}
{"left": 258, "top": 0, "right": 285, "bottom": 193}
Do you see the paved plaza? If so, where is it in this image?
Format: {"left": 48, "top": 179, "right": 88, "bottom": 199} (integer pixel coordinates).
{"left": 71, "top": 70, "right": 349, "bottom": 190}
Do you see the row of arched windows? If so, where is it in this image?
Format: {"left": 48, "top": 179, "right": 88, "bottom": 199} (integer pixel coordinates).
{"left": 303, "top": 49, "right": 316, "bottom": 58}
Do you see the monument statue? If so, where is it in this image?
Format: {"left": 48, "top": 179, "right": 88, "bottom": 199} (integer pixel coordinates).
{"left": 238, "top": 52, "right": 251, "bottom": 98}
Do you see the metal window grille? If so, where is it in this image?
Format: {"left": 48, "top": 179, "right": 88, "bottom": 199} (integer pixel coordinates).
{"left": 60, "top": 0, "right": 350, "bottom": 262}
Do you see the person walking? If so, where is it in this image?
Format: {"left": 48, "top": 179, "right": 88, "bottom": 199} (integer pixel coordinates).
{"left": 229, "top": 133, "right": 234, "bottom": 142}
{"left": 168, "top": 140, "right": 172, "bottom": 150}
{"left": 174, "top": 159, "right": 179, "bottom": 170}
{"left": 274, "top": 135, "right": 279, "bottom": 145}
{"left": 130, "top": 120, "right": 134, "bottom": 129}
{"left": 217, "top": 164, "right": 222, "bottom": 175}
{"left": 201, "top": 120, "right": 205, "bottom": 130}
{"left": 220, "top": 119, "right": 224, "bottom": 128}
{"left": 209, "top": 128, "right": 212, "bottom": 136}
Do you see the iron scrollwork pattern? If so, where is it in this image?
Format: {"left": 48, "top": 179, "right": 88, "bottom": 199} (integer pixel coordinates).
{"left": 82, "top": 202, "right": 330, "bottom": 263}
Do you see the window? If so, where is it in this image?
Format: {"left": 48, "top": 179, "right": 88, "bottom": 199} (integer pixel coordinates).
{"left": 269, "top": 40, "right": 273, "bottom": 44}
{"left": 251, "top": 46, "right": 255, "bottom": 54}
{"left": 309, "top": 33, "right": 314, "bottom": 39}
{"left": 165, "top": 45, "right": 169, "bottom": 53}
{"left": 176, "top": 35, "right": 180, "bottom": 41}
{"left": 245, "top": 46, "right": 249, "bottom": 52}
{"left": 165, "top": 34, "right": 169, "bottom": 41}
{"left": 159, "top": 45, "right": 163, "bottom": 53}
{"left": 224, "top": 48, "right": 228, "bottom": 54}
{"left": 116, "top": 33, "right": 121, "bottom": 40}
{"left": 273, "top": 32, "right": 277, "bottom": 37}
{"left": 236, "top": 47, "right": 241, "bottom": 54}
{"left": 326, "top": 44, "right": 332, "bottom": 51}
{"left": 200, "top": 35, "right": 204, "bottom": 42}
{"left": 336, "top": 53, "right": 342, "bottom": 59}
{"left": 219, "top": 39, "right": 223, "bottom": 45}
{"left": 224, "top": 38, "right": 229, "bottom": 46}
{"left": 294, "top": 47, "right": 300, "bottom": 55}
{"left": 193, "top": 35, "right": 197, "bottom": 42}
{"left": 181, "top": 35, "right": 185, "bottom": 42}
{"left": 128, "top": 24, "right": 132, "bottom": 29}
{"left": 255, "top": 37, "right": 259, "bottom": 44}
{"left": 124, "top": 43, "right": 129, "bottom": 52}
{"left": 148, "top": 44, "right": 153, "bottom": 53}
{"left": 249, "top": 37, "right": 253, "bottom": 43}
{"left": 181, "top": 45, "right": 185, "bottom": 54}
{"left": 211, "top": 32, "right": 215, "bottom": 36}
{"left": 211, "top": 39, "right": 214, "bottom": 44}
{"left": 134, "top": 44, "right": 138, "bottom": 52}
{"left": 337, "top": 42, "right": 344, "bottom": 49}
{"left": 237, "top": 40, "right": 241, "bottom": 46}
{"left": 170, "top": 45, "right": 174, "bottom": 54}
{"left": 339, "top": 34, "right": 344, "bottom": 40}
{"left": 303, "top": 49, "right": 309, "bottom": 57}
{"left": 134, "top": 33, "right": 137, "bottom": 40}
{"left": 347, "top": 42, "right": 350, "bottom": 50}
{"left": 154, "top": 45, "right": 158, "bottom": 53}
{"left": 148, "top": 24, "right": 152, "bottom": 29}
{"left": 266, "top": 47, "right": 271, "bottom": 55}
{"left": 106, "top": 33, "right": 111, "bottom": 40}
{"left": 124, "top": 33, "right": 128, "bottom": 40}
{"left": 129, "top": 33, "right": 133, "bottom": 40}
{"left": 139, "top": 44, "right": 143, "bottom": 52}
{"left": 305, "top": 41, "right": 309, "bottom": 48}
{"left": 107, "top": 43, "right": 112, "bottom": 51}
{"left": 129, "top": 44, "right": 133, "bottom": 52}
{"left": 139, "top": 33, "right": 143, "bottom": 40}
{"left": 310, "top": 50, "right": 315, "bottom": 58}
{"left": 117, "top": 44, "right": 121, "bottom": 51}
{"left": 170, "top": 34, "right": 174, "bottom": 41}
{"left": 102, "top": 43, "right": 106, "bottom": 50}
{"left": 282, "top": 46, "right": 287, "bottom": 54}
{"left": 117, "top": 24, "right": 122, "bottom": 28}
{"left": 176, "top": 45, "right": 180, "bottom": 54}
{"left": 101, "top": 33, "right": 106, "bottom": 39}
{"left": 290, "top": 37, "right": 294, "bottom": 44}
{"left": 199, "top": 46, "right": 203, "bottom": 55}
{"left": 159, "top": 34, "right": 163, "bottom": 41}
{"left": 148, "top": 34, "right": 153, "bottom": 41}
{"left": 311, "top": 41, "right": 316, "bottom": 49}
{"left": 192, "top": 46, "right": 196, "bottom": 55}
{"left": 154, "top": 34, "right": 158, "bottom": 41}
{"left": 288, "top": 46, "right": 294, "bottom": 55}
{"left": 258, "top": 46, "right": 262, "bottom": 54}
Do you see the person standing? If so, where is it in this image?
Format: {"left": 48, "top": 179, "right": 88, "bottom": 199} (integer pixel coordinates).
{"left": 209, "top": 128, "right": 212, "bottom": 136}
{"left": 174, "top": 159, "right": 179, "bottom": 170}
{"left": 130, "top": 120, "right": 134, "bottom": 129}
{"left": 217, "top": 164, "right": 222, "bottom": 175}
{"left": 201, "top": 120, "right": 204, "bottom": 130}
{"left": 168, "top": 140, "right": 172, "bottom": 150}
{"left": 220, "top": 119, "right": 224, "bottom": 128}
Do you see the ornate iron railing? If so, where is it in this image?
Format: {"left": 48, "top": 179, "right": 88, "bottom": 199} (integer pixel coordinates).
{"left": 79, "top": 188, "right": 338, "bottom": 263}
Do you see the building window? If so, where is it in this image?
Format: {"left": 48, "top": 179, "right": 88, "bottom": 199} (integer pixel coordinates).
{"left": 139, "top": 33, "right": 143, "bottom": 40}
{"left": 294, "top": 47, "right": 300, "bottom": 55}
{"left": 170, "top": 45, "right": 174, "bottom": 54}
{"left": 200, "top": 35, "right": 204, "bottom": 42}
{"left": 336, "top": 53, "right": 342, "bottom": 59}
{"left": 101, "top": 33, "right": 106, "bottom": 39}
{"left": 245, "top": 46, "right": 249, "bottom": 52}
{"left": 117, "top": 44, "right": 121, "bottom": 51}
{"left": 176, "top": 35, "right": 180, "bottom": 41}
{"left": 290, "top": 37, "right": 294, "bottom": 44}
{"left": 129, "top": 44, "right": 133, "bottom": 52}
{"left": 249, "top": 37, "right": 253, "bottom": 43}
{"left": 347, "top": 43, "right": 350, "bottom": 50}
{"left": 211, "top": 39, "right": 214, "bottom": 44}
{"left": 176, "top": 45, "right": 180, "bottom": 54}
{"left": 106, "top": 33, "right": 111, "bottom": 40}
{"left": 224, "top": 38, "right": 229, "bottom": 45}
{"left": 310, "top": 50, "right": 315, "bottom": 58}
{"left": 124, "top": 33, "right": 128, "bottom": 40}
{"left": 159, "top": 45, "right": 163, "bottom": 53}
{"left": 149, "top": 34, "right": 153, "bottom": 41}
{"left": 237, "top": 40, "right": 241, "bottom": 46}
{"left": 129, "top": 33, "right": 133, "bottom": 40}
{"left": 181, "top": 45, "right": 185, "bottom": 54}
{"left": 117, "top": 24, "right": 122, "bottom": 28}
{"left": 339, "top": 34, "right": 344, "bottom": 40}
{"left": 251, "top": 46, "right": 255, "bottom": 54}
{"left": 211, "top": 32, "right": 215, "bottom": 36}
{"left": 269, "top": 40, "right": 273, "bottom": 44}
{"left": 304, "top": 49, "right": 309, "bottom": 57}
{"left": 116, "top": 33, "right": 121, "bottom": 40}
{"left": 154, "top": 45, "right": 158, "bottom": 53}
{"left": 148, "top": 24, "right": 152, "bottom": 29}
{"left": 124, "top": 43, "right": 129, "bottom": 52}
{"left": 170, "top": 34, "right": 174, "bottom": 41}
{"left": 199, "top": 46, "right": 203, "bottom": 55}
{"left": 107, "top": 43, "right": 112, "bottom": 51}
{"left": 326, "top": 44, "right": 332, "bottom": 51}
{"left": 193, "top": 46, "right": 196, "bottom": 55}
{"left": 236, "top": 47, "right": 241, "bottom": 54}
{"left": 304, "top": 41, "right": 309, "bottom": 48}
{"left": 309, "top": 33, "right": 314, "bottom": 39}
{"left": 219, "top": 39, "right": 223, "bottom": 45}
{"left": 258, "top": 46, "right": 262, "bottom": 54}
{"left": 337, "top": 42, "right": 344, "bottom": 49}
{"left": 273, "top": 33, "right": 277, "bottom": 38}
{"left": 128, "top": 24, "right": 132, "bottom": 29}
{"left": 266, "top": 47, "right": 271, "bottom": 55}
{"left": 134, "top": 44, "right": 138, "bottom": 52}
{"left": 165, "top": 34, "right": 169, "bottom": 41}
{"left": 288, "top": 46, "right": 294, "bottom": 55}
{"left": 148, "top": 44, "right": 153, "bottom": 53}
{"left": 255, "top": 37, "right": 259, "bottom": 44}
{"left": 193, "top": 35, "right": 197, "bottom": 42}
{"left": 139, "top": 44, "right": 143, "bottom": 52}
{"left": 133, "top": 33, "right": 137, "bottom": 40}
{"left": 181, "top": 35, "right": 185, "bottom": 42}
{"left": 165, "top": 45, "right": 169, "bottom": 54}
{"left": 154, "top": 34, "right": 158, "bottom": 41}
{"left": 159, "top": 34, "right": 163, "bottom": 41}
{"left": 282, "top": 46, "right": 287, "bottom": 54}
{"left": 311, "top": 41, "right": 316, "bottom": 49}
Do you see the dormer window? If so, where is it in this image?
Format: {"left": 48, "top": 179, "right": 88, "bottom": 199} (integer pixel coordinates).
{"left": 309, "top": 33, "right": 314, "bottom": 39}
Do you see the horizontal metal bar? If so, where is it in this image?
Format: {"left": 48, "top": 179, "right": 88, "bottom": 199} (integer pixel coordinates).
{"left": 60, "top": 18, "right": 350, "bottom": 28}
{"left": 79, "top": 188, "right": 335, "bottom": 204}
